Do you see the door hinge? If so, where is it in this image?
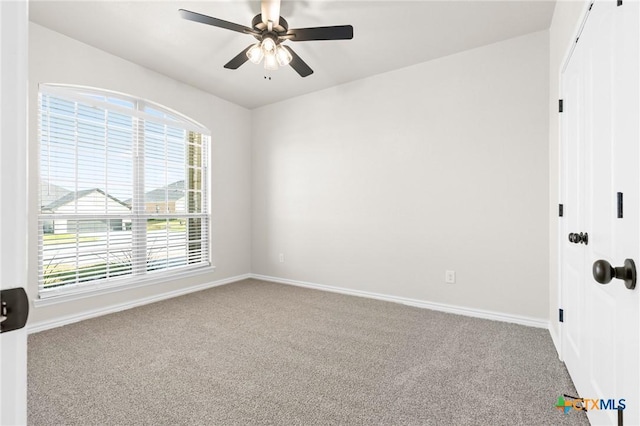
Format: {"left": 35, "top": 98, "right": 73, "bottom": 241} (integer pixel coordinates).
{"left": 559, "top": 308, "right": 564, "bottom": 323}
{"left": 617, "top": 192, "right": 623, "bottom": 218}
{"left": 559, "top": 99, "right": 564, "bottom": 113}
{"left": 559, "top": 204, "right": 564, "bottom": 217}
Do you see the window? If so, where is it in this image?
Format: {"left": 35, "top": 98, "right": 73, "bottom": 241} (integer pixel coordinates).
{"left": 38, "top": 85, "right": 210, "bottom": 297}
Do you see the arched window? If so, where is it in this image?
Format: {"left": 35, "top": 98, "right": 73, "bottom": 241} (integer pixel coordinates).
{"left": 38, "top": 84, "right": 210, "bottom": 296}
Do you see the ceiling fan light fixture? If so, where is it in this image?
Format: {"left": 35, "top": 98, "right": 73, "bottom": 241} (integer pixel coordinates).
{"left": 180, "top": 3, "right": 353, "bottom": 78}
{"left": 261, "top": 36, "right": 276, "bottom": 53}
{"left": 275, "top": 45, "right": 292, "bottom": 66}
{"left": 247, "top": 43, "right": 264, "bottom": 64}
{"left": 264, "top": 51, "right": 278, "bottom": 70}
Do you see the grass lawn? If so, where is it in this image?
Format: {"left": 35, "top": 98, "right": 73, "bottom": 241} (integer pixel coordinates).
{"left": 44, "top": 220, "right": 186, "bottom": 245}
{"left": 146, "top": 219, "right": 186, "bottom": 232}
{"left": 43, "top": 234, "right": 99, "bottom": 245}
{"left": 43, "top": 261, "right": 132, "bottom": 287}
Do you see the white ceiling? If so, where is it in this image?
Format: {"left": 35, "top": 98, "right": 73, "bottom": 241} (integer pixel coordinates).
{"left": 29, "top": 1, "right": 556, "bottom": 109}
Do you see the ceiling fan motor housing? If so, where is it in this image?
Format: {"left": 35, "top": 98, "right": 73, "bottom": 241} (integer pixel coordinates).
{"left": 251, "top": 14, "right": 288, "bottom": 37}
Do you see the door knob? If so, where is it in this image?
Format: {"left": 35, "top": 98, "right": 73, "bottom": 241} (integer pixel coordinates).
{"left": 592, "top": 259, "right": 636, "bottom": 290}
{"left": 0, "top": 287, "right": 29, "bottom": 333}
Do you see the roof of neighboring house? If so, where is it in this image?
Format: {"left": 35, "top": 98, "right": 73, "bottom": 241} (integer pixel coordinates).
{"left": 44, "top": 188, "right": 131, "bottom": 211}
{"left": 40, "top": 181, "right": 71, "bottom": 208}
{"left": 142, "top": 180, "right": 185, "bottom": 203}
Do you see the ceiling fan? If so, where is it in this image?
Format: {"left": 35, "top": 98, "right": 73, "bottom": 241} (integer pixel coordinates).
{"left": 179, "top": 0, "right": 353, "bottom": 77}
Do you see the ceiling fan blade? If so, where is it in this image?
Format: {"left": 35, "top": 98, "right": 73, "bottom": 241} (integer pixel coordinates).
{"left": 179, "top": 9, "right": 258, "bottom": 36}
{"left": 283, "top": 46, "right": 313, "bottom": 78}
{"left": 287, "top": 25, "right": 353, "bottom": 42}
{"left": 261, "top": 0, "right": 281, "bottom": 27}
{"left": 224, "top": 45, "right": 253, "bottom": 70}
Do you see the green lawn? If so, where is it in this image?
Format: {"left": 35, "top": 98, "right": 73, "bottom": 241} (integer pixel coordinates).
{"left": 43, "top": 234, "right": 99, "bottom": 245}
{"left": 44, "top": 220, "right": 186, "bottom": 245}
{"left": 43, "top": 261, "right": 131, "bottom": 287}
{"left": 146, "top": 219, "right": 186, "bottom": 232}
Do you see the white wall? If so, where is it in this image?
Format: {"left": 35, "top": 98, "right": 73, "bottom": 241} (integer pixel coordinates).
{"left": 547, "top": 1, "right": 588, "bottom": 351}
{"left": 28, "top": 23, "right": 252, "bottom": 325}
{"left": 252, "top": 31, "right": 550, "bottom": 320}
{"left": 29, "top": 22, "right": 553, "bottom": 328}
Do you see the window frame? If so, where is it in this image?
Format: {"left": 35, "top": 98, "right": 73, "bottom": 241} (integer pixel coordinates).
{"left": 37, "top": 84, "right": 213, "bottom": 301}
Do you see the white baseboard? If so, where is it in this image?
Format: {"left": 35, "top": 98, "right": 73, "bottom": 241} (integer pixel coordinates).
{"left": 549, "top": 323, "right": 562, "bottom": 360}
{"left": 28, "top": 272, "right": 551, "bottom": 334}
{"left": 27, "top": 273, "right": 251, "bottom": 334}
{"left": 251, "top": 274, "right": 549, "bottom": 329}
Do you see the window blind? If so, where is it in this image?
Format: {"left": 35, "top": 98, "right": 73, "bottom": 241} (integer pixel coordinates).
{"left": 38, "top": 85, "right": 210, "bottom": 296}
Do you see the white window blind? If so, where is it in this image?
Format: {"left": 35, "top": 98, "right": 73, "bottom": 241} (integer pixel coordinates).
{"left": 38, "top": 85, "right": 210, "bottom": 296}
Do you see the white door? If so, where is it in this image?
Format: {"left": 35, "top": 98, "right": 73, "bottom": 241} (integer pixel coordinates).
{"left": 561, "top": 1, "right": 640, "bottom": 425}
{"left": 560, "top": 23, "right": 587, "bottom": 402}
{"left": 0, "top": 1, "right": 29, "bottom": 425}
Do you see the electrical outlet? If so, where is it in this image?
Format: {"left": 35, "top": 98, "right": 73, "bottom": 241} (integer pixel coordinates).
{"left": 279, "top": 253, "right": 285, "bottom": 263}
{"left": 445, "top": 270, "right": 456, "bottom": 284}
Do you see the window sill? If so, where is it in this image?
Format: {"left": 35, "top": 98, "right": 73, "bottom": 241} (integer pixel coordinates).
{"left": 33, "top": 265, "right": 216, "bottom": 307}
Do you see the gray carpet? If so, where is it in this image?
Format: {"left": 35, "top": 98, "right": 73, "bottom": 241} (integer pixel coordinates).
{"left": 28, "top": 279, "right": 588, "bottom": 425}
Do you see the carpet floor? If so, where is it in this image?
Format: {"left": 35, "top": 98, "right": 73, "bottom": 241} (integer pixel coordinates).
{"left": 28, "top": 279, "right": 589, "bottom": 425}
